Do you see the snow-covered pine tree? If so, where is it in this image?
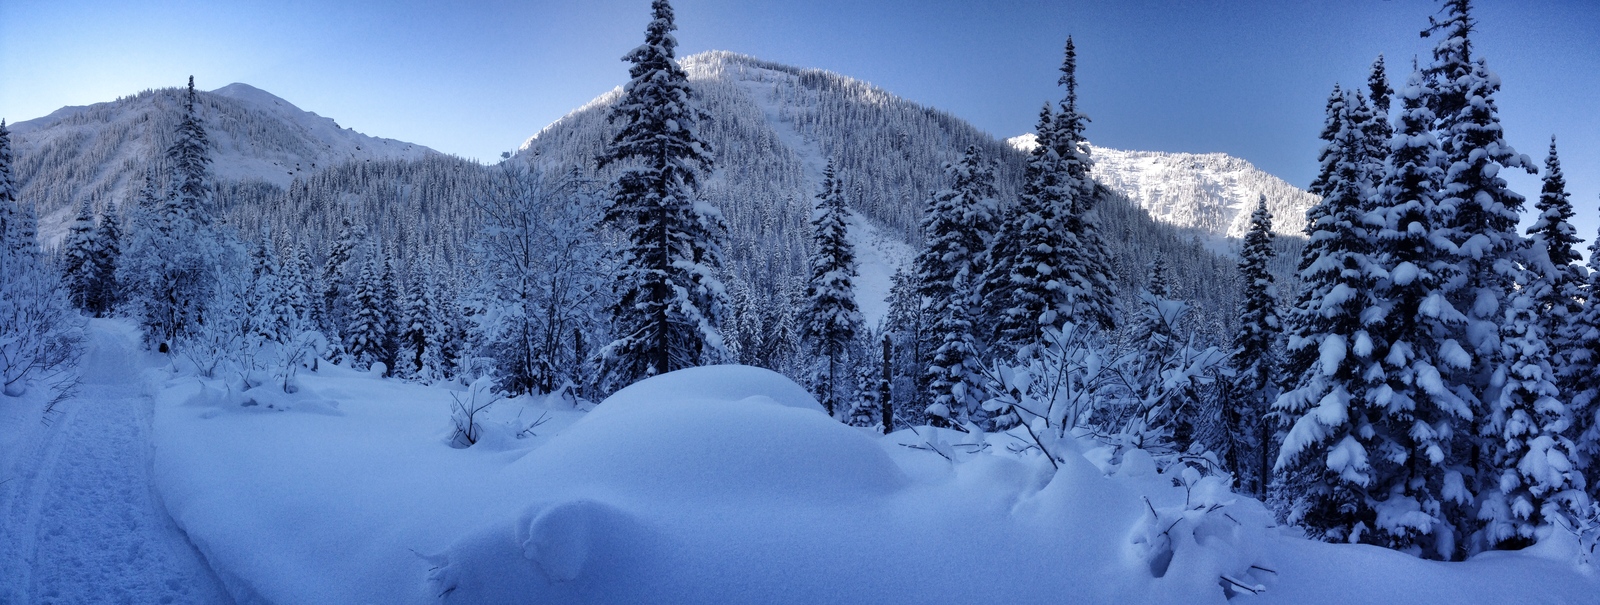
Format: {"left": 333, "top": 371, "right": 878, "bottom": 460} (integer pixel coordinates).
{"left": 1530, "top": 138, "right": 1587, "bottom": 390}
{"left": 848, "top": 334, "right": 892, "bottom": 432}
{"left": 244, "top": 235, "right": 291, "bottom": 343}
{"left": 925, "top": 274, "right": 983, "bottom": 428}
{"left": 1308, "top": 84, "right": 1346, "bottom": 198}
{"left": 321, "top": 217, "right": 365, "bottom": 344}
{"left": 799, "top": 160, "right": 864, "bottom": 416}
{"left": 916, "top": 147, "right": 996, "bottom": 427}
{"left": 88, "top": 211, "right": 121, "bottom": 315}
{"left": 1274, "top": 90, "right": 1389, "bottom": 545}
{"left": 598, "top": 0, "right": 730, "bottom": 388}
{"left": 1423, "top": 0, "right": 1538, "bottom": 555}
{"left": 982, "top": 104, "right": 1064, "bottom": 355}
{"left": 1572, "top": 219, "right": 1600, "bottom": 493}
{"left": 397, "top": 263, "right": 436, "bottom": 381}
{"left": 1053, "top": 37, "right": 1118, "bottom": 332}
{"left": 1365, "top": 66, "right": 1467, "bottom": 557}
{"left": 379, "top": 251, "right": 401, "bottom": 373}
{"left": 344, "top": 250, "right": 388, "bottom": 371}
{"left": 885, "top": 266, "right": 928, "bottom": 422}
{"left": 285, "top": 243, "right": 316, "bottom": 331}
{"left": 60, "top": 204, "right": 98, "bottom": 313}
{"left": 125, "top": 76, "right": 219, "bottom": 347}
{"left": 1483, "top": 271, "right": 1585, "bottom": 549}
{"left": 0, "top": 119, "right": 82, "bottom": 396}
{"left": 1363, "top": 56, "right": 1394, "bottom": 190}
{"left": 1226, "top": 196, "right": 1281, "bottom": 496}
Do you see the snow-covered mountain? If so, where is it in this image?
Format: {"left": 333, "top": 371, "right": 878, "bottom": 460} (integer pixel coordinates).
{"left": 1008, "top": 134, "right": 1317, "bottom": 240}
{"left": 520, "top": 51, "right": 1245, "bottom": 333}
{"left": 10, "top": 83, "right": 435, "bottom": 241}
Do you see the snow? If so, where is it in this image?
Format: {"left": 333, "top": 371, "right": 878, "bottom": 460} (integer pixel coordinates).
{"left": 0, "top": 319, "right": 231, "bottom": 604}
{"left": 8, "top": 320, "right": 1600, "bottom": 603}
{"left": 846, "top": 210, "right": 914, "bottom": 328}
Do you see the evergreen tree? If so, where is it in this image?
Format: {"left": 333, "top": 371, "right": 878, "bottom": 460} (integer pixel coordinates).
{"left": 1424, "top": 0, "right": 1538, "bottom": 555}
{"left": 398, "top": 265, "right": 436, "bottom": 380}
{"left": 1571, "top": 218, "right": 1600, "bottom": 491}
{"left": 1363, "top": 56, "right": 1395, "bottom": 188}
{"left": 61, "top": 204, "right": 97, "bottom": 312}
{"left": 123, "top": 76, "right": 218, "bottom": 346}
{"left": 321, "top": 217, "right": 365, "bottom": 342}
{"left": 1052, "top": 37, "right": 1119, "bottom": 332}
{"left": 345, "top": 250, "right": 387, "bottom": 370}
{"left": 1365, "top": 66, "right": 1466, "bottom": 557}
{"left": 1530, "top": 138, "right": 1586, "bottom": 384}
{"left": 1226, "top": 196, "right": 1281, "bottom": 496}
{"left": 799, "top": 160, "right": 864, "bottom": 416}
{"left": 916, "top": 147, "right": 995, "bottom": 427}
{"left": 848, "top": 335, "right": 893, "bottom": 433}
{"left": 598, "top": 0, "right": 730, "bottom": 387}
{"left": 925, "top": 275, "right": 982, "bottom": 428}
{"left": 1309, "top": 84, "right": 1346, "bottom": 198}
{"left": 1274, "top": 90, "right": 1389, "bottom": 545}
{"left": 88, "top": 211, "right": 121, "bottom": 315}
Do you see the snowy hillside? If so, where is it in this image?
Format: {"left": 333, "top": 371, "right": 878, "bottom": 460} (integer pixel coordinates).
{"left": 521, "top": 51, "right": 1243, "bottom": 334}
{"left": 1008, "top": 134, "right": 1317, "bottom": 240}
{"left": 10, "top": 83, "right": 435, "bottom": 241}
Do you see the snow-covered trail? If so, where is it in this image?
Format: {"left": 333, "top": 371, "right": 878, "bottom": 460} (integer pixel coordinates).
{"left": 0, "top": 320, "right": 232, "bottom": 605}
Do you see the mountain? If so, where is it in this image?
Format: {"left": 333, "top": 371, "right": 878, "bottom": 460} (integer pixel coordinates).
{"left": 519, "top": 51, "right": 1244, "bottom": 336}
{"left": 1007, "top": 134, "right": 1317, "bottom": 241}
{"left": 9, "top": 83, "right": 435, "bottom": 241}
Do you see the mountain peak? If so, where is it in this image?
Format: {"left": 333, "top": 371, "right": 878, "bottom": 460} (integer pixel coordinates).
{"left": 1007, "top": 134, "right": 1314, "bottom": 240}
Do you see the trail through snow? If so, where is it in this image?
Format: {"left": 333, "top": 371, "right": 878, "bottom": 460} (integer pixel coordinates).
{"left": 0, "top": 319, "right": 232, "bottom": 605}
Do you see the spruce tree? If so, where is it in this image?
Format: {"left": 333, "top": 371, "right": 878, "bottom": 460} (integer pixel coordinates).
{"left": 1274, "top": 91, "right": 1388, "bottom": 545}
{"left": 1366, "top": 66, "right": 1466, "bottom": 556}
{"left": 799, "top": 160, "right": 864, "bottom": 416}
{"left": 0, "top": 119, "right": 81, "bottom": 396}
{"left": 345, "top": 251, "right": 387, "bottom": 371}
{"left": 916, "top": 147, "right": 995, "bottom": 427}
{"left": 1053, "top": 37, "right": 1118, "bottom": 331}
{"left": 1530, "top": 138, "right": 1586, "bottom": 383}
{"left": 61, "top": 204, "right": 98, "bottom": 313}
{"left": 598, "top": 0, "right": 730, "bottom": 387}
{"left": 1423, "top": 0, "right": 1539, "bottom": 554}
{"left": 982, "top": 104, "right": 1064, "bottom": 354}
{"left": 1226, "top": 196, "right": 1281, "bottom": 496}
{"left": 88, "top": 211, "right": 121, "bottom": 315}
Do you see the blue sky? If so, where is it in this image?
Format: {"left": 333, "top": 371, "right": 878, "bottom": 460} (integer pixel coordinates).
{"left": 2, "top": 0, "right": 1596, "bottom": 236}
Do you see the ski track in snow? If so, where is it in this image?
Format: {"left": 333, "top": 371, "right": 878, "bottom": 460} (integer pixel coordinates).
{"left": 0, "top": 321, "right": 232, "bottom": 605}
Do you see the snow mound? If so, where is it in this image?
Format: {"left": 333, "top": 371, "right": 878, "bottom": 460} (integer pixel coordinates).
{"left": 506, "top": 365, "right": 904, "bottom": 503}
{"left": 600, "top": 364, "right": 822, "bottom": 412}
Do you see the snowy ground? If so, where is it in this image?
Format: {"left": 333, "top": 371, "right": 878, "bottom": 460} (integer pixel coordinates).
{"left": 0, "top": 319, "right": 231, "bottom": 605}
{"left": 5, "top": 320, "right": 1599, "bottom": 603}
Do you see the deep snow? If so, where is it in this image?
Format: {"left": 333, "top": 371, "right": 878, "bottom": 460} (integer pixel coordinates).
{"left": 6, "top": 320, "right": 1599, "bottom": 604}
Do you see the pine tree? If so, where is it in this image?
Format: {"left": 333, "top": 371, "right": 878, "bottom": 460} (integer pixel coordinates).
{"left": 916, "top": 147, "right": 995, "bottom": 427}
{"left": 61, "top": 204, "right": 98, "bottom": 312}
{"left": 799, "top": 160, "right": 864, "bottom": 416}
{"left": 124, "top": 77, "right": 218, "bottom": 346}
{"left": 1053, "top": 37, "right": 1119, "bottom": 332}
{"left": 1363, "top": 56, "right": 1395, "bottom": 189}
{"left": 848, "top": 335, "right": 892, "bottom": 432}
{"left": 1423, "top": 0, "right": 1539, "bottom": 555}
{"left": 925, "top": 274, "right": 982, "bottom": 428}
{"left": 88, "top": 211, "right": 121, "bottom": 315}
{"left": 1530, "top": 138, "right": 1586, "bottom": 385}
{"left": 398, "top": 265, "right": 436, "bottom": 380}
{"left": 321, "top": 218, "right": 365, "bottom": 344}
{"left": 983, "top": 104, "right": 1062, "bottom": 355}
{"left": 1226, "top": 196, "right": 1281, "bottom": 496}
{"left": 1365, "top": 66, "right": 1466, "bottom": 556}
{"left": 344, "top": 252, "right": 388, "bottom": 371}
{"left": 1309, "top": 84, "right": 1346, "bottom": 198}
{"left": 244, "top": 236, "right": 291, "bottom": 343}
{"left": 598, "top": 0, "right": 730, "bottom": 387}
{"left": 1571, "top": 218, "right": 1600, "bottom": 492}
{"left": 1274, "top": 90, "right": 1389, "bottom": 545}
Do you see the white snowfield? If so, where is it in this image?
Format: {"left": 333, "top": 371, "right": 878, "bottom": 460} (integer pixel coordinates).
{"left": 5, "top": 320, "right": 1597, "bottom": 603}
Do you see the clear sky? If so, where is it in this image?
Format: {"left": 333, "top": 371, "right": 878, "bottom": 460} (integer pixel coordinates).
{"left": 2, "top": 0, "right": 1596, "bottom": 237}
